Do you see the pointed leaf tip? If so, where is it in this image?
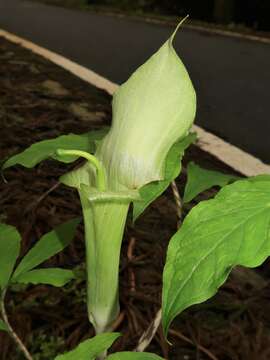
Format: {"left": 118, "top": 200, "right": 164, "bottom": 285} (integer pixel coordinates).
{"left": 12, "top": 218, "right": 80, "bottom": 280}
{"left": 162, "top": 177, "right": 270, "bottom": 335}
{"left": 14, "top": 268, "right": 76, "bottom": 287}
{"left": 0, "top": 319, "right": 8, "bottom": 332}
{"left": 55, "top": 333, "right": 121, "bottom": 360}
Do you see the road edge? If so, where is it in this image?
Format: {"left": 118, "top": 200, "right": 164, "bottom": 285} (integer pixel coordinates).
{"left": 85, "top": 8, "right": 270, "bottom": 45}
{"left": 0, "top": 28, "right": 269, "bottom": 176}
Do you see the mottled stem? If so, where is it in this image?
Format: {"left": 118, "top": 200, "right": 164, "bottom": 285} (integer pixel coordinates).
{"left": 171, "top": 180, "right": 182, "bottom": 227}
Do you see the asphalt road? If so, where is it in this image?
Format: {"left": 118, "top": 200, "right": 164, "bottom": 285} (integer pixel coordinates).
{"left": 0, "top": 0, "right": 269, "bottom": 163}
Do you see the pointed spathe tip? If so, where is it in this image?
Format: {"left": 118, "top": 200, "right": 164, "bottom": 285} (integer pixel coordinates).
{"left": 170, "top": 15, "right": 189, "bottom": 45}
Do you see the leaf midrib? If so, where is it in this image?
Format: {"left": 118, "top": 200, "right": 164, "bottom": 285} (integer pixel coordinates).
{"left": 165, "top": 205, "right": 268, "bottom": 321}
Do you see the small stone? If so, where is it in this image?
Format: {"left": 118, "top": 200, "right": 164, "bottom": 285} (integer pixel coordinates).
{"left": 42, "top": 80, "right": 70, "bottom": 96}
{"left": 69, "top": 103, "right": 105, "bottom": 122}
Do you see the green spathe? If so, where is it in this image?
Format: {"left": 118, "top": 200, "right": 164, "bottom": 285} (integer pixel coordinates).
{"left": 97, "top": 21, "right": 196, "bottom": 191}
{"left": 79, "top": 191, "right": 130, "bottom": 333}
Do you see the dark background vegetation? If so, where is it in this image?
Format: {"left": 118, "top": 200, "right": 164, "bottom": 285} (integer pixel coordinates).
{"left": 85, "top": 0, "right": 270, "bottom": 31}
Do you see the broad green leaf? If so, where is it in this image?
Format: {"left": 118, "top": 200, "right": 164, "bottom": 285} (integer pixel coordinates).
{"left": 3, "top": 129, "right": 108, "bottom": 169}
{"left": 0, "top": 224, "right": 21, "bottom": 290}
{"left": 107, "top": 352, "right": 164, "bottom": 360}
{"left": 249, "top": 174, "right": 270, "bottom": 182}
{"left": 55, "top": 333, "right": 121, "bottom": 360}
{"left": 97, "top": 20, "right": 196, "bottom": 191}
{"left": 14, "top": 268, "right": 76, "bottom": 287}
{"left": 133, "top": 133, "right": 196, "bottom": 221}
{"left": 162, "top": 177, "right": 270, "bottom": 335}
{"left": 0, "top": 319, "right": 8, "bottom": 332}
{"left": 183, "top": 161, "right": 240, "bottom": 203}
{"left": 12, "top": 218, "right": 80, "bottom": 280}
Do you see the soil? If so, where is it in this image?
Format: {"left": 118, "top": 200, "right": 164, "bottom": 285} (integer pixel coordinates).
{"left": 1, "top": 36, "right": 270, "bottom": 360}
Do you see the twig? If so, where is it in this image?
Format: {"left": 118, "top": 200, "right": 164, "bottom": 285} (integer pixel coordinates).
{"left": 0, "top": 169, "right": 8, "bottom": 184}
{"left": 134, "top": 308, "right": 162, "bottom": 352}
{"left": 111, "top": 311, "right": 125, "bottom": 331}
{"left": 25, "top": 181, "right": 60, "bottom": 213}
{"left": 127, "top": 237, "right": 136, "bottom": 292}
{"left": 157, "top": 325, "right": 169, "bottom": 359}
{"left": 134, "top": 182, "right": 182, "bottom": 352}
{"left": 1, "top": 289, "right": 33, "bottom": 360}
{"left": 134, "top": 308, "right": 218, "bottom": 360}
{"left": 171, "top": 180, "right": 182, "bottom": 228}
{"left": 25, "top": 181, "right": 61, "bottom": 213}
{"left": 127, "top": 305, "right": 139, "bottom": 333}
{"left": 169, "top": 328, "right": 219, "bottom": 360}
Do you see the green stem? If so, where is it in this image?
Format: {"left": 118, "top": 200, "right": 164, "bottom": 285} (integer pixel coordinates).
{"left": 56, "top": 149, "right": 106, "bottom": 191}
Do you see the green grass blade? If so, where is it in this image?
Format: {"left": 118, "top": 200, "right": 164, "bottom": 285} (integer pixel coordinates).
{"left": 163, "top": 176, "right": 270, "bottom": 335}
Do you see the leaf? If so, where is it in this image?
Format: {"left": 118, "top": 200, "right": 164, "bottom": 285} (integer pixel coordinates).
{"left": 3, "top": 129, "right": 108, "bottom": 169}
{"left": 0, "top": 319, "right": 8, "bottom": 332}
{"left": 107, "top": 352, "right": 164, "bottom": 360}
{"left": 249, "top": 174, "right": 270, "bottom": 182}
{"left": 162, "top": 177, "right": 270, "bottom": 335}
{"left": 55, "top": 333, "right": 121, "bottom": 360}
{"left": 183, "top": 162, "right": 240, "bottom": 203}
{"left": 97, "top": 20, "right": 196, "bottom": 191}
{"left": 14, "top": 268, "right": 76, "bottom": 287}
{"left": 133, "top": 133, "right": 196, "bottom": 221}
{"left": 12, "top": 218, "right": 80, "bottom": 280}
{"left": 0, "top": 224, "right": 21, "bottom": 290}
